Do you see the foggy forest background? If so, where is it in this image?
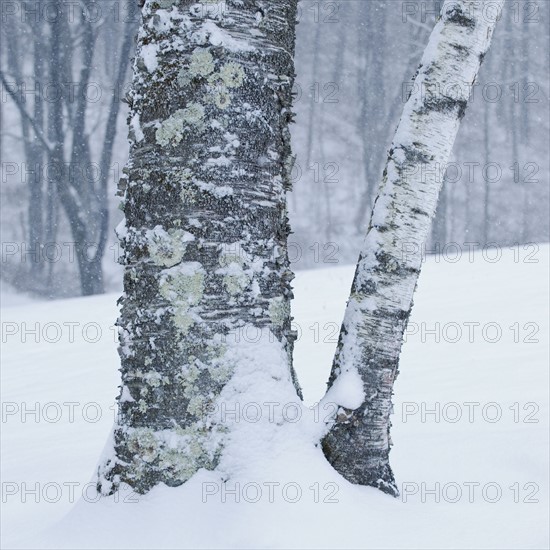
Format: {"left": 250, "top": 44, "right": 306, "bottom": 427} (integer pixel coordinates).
{"left": 1, "top": 0, "right": 548, "bottom": 298}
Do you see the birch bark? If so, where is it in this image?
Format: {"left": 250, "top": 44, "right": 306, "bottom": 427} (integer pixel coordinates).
{"left": 322, "top": 0, "right": 504, "bottom": 496}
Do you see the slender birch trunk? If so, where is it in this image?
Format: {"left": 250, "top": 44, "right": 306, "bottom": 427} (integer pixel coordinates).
{"left": 322, "top": 0, "right": 504, "bottom": 496}
{"left": 98, "top": 0, "right": 299, "bottom": 495}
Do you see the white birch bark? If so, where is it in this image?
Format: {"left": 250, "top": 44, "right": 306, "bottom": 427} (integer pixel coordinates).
{"left": 322, "top": 0, "right": 504, "bottom": 496}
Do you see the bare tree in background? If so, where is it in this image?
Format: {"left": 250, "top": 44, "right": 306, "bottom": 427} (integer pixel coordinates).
{"left": 0, "top": 0, "right": 136, "bottom": 295}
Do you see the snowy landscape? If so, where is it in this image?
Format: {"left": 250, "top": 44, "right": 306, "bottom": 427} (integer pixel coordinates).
{"left": 1, "top": 0, "right": 549, "bottom": 548}
{"left": 2, "top": 246, "right": 549, "bottom": 548}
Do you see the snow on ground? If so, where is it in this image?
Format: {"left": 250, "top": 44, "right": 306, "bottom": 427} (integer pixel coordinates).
{"left": 1, "top": 244, "right": 549, "bottom": 549}
{"left": 0, "top": 281, "right": 42, "bottom": 308}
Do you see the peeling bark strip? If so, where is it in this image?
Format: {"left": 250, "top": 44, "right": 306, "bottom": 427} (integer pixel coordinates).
{"left": 98, "top": 0, "right": 299, "bottom": 494}
{"left": 322, "top": 0, "right": 504, "bottom": 496}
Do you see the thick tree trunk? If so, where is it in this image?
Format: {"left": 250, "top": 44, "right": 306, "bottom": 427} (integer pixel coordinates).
{"left": 98, "top": 0, "right": 299, "bottom": 495}
{"left": 322, "top": 0, "right": 503, "bottom": 496}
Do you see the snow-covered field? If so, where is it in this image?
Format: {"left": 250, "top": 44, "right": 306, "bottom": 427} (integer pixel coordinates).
{"left": 1, "top": 245, "right": 549, "bottom": 549}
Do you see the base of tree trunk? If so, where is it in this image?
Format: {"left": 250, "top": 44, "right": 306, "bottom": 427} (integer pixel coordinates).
{"left": 322, "top": 428, "right": 399, "bottom": 497}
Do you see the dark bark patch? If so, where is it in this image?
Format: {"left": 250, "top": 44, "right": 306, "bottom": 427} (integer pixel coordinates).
{"left": 451, "top": 43, "right": 469, "bottom": 58}
{"left": 420, "top": 96, "right": 468, "bottom": 120}
{"left": 400, "top": 144, "right": 431, "bottom": 165}
{"left": 445, "top": 7, "right": 476, "bottom": 29}
{"left": 411, "top": 207, "right": 428, "bottom": 216}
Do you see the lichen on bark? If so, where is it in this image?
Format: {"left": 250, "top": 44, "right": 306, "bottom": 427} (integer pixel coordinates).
{"left": 98, "top": 0, "right": 300, "bottom": 495}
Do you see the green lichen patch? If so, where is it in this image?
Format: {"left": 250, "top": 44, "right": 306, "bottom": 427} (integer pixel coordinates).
{"left": 210, "top": 361, "right": 232, "bottom": 384}
{"left": 156, "top": 103, "right": 205, "bottom": 147}
{"left": 218, "top": 252, "right": 251, "bottom": 296}
{"left": 182, "top": 102, "right": 205, "bottom": 126}
{"left": 158, "top": 448, "right": 199, "bottom": 482}
{"left": 223, "top": 272, "right": 249, "bottom": 296}
{"left": 159, "top": 264, "right": 205, "bottom": 306}
{"left": 143, "top": 370, "right": 167, "bottom": 388}
{"left": 172, "top": 310, "right": 195, "bottom": 334}
{"left": 156, "top": 110, "right": 186, "bottom": 147}
{"left": 188, "top": 48, "right": 215, "bottom": 78}
{"left": 219, "top": 62, "right": 245, "bottom": 88}
{"left": 269, "top": 297, "right": 289, "bottom": 328}
{"left": 213, "top": 89, "right": 232, "bottom": 110}
{"left": 187, "top": 394, "right": 207, "bottom": 417}
{"left": 159, "top": 263, "right": 205, "bottom": 334}
{"left": 179, "top": 363, "right": 200, "bottom": 392}
{"left": 123, "top": 424, "right": 216, "bottom": 489}
{"left": 207, "top": 72, "right": 224, "bottom": 87}
{"left": 127, "top": 428, "right": 159, "bottom": 463}
{"left": 148, "top": 228, "right": 191, "bottom": 267}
